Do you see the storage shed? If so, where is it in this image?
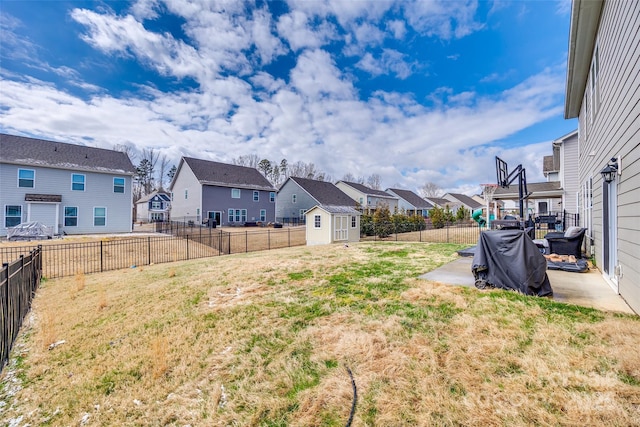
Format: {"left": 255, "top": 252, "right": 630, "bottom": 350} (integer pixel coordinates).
{"left": 305, "top": 205, "right": 361, "bottom": 246}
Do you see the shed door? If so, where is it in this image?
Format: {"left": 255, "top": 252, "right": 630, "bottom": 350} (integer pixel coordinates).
{"left": 334, "top": 216, "right": 348, "bottom": 241}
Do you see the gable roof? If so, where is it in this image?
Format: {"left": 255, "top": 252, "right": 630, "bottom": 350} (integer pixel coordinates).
{"left": 287, "top": 177, "right": 355, "bottom": 206}
{"left": 444, "top": 193, "right": 483, "bottom": 210}
{"left": 386, "top": 188, "right": 433, "bottom": 209}
{"left": 425, "top": 197, "right": 455, "bottom": 208}
{"left": 0, "top": 133, "right": 135, "bottom": 175}
{"left": 180, "top": 157, "right": 275, "bottom": 191}
{"left": 136, "top": 190, "right": 171, "bottom": 204}
{"left": 337, "top": 181, "right": 397, "bottom": 199}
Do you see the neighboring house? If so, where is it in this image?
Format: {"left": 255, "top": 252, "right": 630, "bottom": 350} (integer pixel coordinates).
{"left": 493, "top": 182, "right": 564, "bottom": 216}
{"left": 0, "top": 133, "right": 135, "bottom": 236}
{"left": 335, "top": 181, "right": 398, "bottom": 212}
{"left": 276, "top": 176, "right": 356, "bottom": 223}
{"left": 305, "top": 205, "right": 361, "bottom": 246}
{"left": 169, "top": 157, "right": 276, "bottom": 226}
{"left": 564, "top": 0, "right": 639, "bottom": 313}
{"left": 443, "top": 193, "right": 483, "bottom": 215}
{"left": 385, "top": 188, "right": 433, "bottom": 217}
{"left": 542, "top": 130, "right": 580, "bottom": 215}
{"left": 423, "top": 196, "right": 459, "bottom": 212}
{"left": 135, "top": 190, "right": 171, "bottom": 222}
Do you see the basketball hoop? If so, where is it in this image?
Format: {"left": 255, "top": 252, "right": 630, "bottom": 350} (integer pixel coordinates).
{"left": 481, "top": 183, "right": 498, "bottom": 203}
{"left": 481, "top": 184, "right": 499, "bottom": 228}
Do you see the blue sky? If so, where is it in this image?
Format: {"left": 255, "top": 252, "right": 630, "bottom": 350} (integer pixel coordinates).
{"left": 0, "top": 0, "right": 576, "bottom": 194}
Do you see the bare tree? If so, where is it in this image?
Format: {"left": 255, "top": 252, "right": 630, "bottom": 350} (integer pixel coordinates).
{"left": 232, "top": 154, "right": 260, "bottom": 168}
{"left": 113, "top": 143, "right": 137, "bottom": 164}
{"left": 366, "top": 173, "right": 382, "bottom": 190}
{"left": 157, "top": 154, "right": 170, "bottom": 190}
{"left": 418, "top": 182, "right": 443, "bottom": 198}
{"left": 136, "top": 148, "right": 160, "bottom": 196}
{"left": 279, "top": 159, "right": 288, "bottom": 179}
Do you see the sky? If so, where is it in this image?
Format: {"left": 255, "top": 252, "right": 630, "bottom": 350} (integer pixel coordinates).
{"left": 0, "top": 0, "right": 577, "bottom": 195}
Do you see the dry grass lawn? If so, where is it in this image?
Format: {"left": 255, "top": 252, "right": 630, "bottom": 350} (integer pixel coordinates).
{"left": 1, "top": 242, "right": 639, "bottom": 426}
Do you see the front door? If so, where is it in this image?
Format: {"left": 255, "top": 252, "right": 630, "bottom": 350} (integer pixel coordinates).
{"left": 602, "top": 180, "right": 618, "bottom": 292}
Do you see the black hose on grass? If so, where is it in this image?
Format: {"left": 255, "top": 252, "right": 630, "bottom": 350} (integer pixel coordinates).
{"left": 345, "top": 366, "right": 357, "bottom": 427}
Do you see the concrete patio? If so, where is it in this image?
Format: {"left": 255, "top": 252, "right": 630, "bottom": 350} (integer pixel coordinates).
{"left": 421, "top": 256, "right": 635, "bottom": 314}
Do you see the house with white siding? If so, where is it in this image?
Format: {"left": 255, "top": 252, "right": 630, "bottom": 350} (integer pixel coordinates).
{"left": 336, "top": 181, "right": 398, "bottom": 213}
{"left": 0, "top": 133, "right": 135, "bottom": 236}
{"left": 564, "top": 0, "right": 639, "bottom": 313}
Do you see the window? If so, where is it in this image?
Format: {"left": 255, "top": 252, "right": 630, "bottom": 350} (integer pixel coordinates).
{"left": 292, "top": 194, "right": 297, "bottom": 203}
{"left": 5, "top": 205, "right": 22, "bottom": 227}
{"left": 184, "top": 189, "right": 188, "bottom": 199}
{"left": 228, "top": 209, "right": 247, "bottom": 223}
{"left": 18, "top": 169, "right": 35, "bottom": 188}
{"left": 64, "top": 206, "right": 78, "bottom": 227}
{"left": 94, "top": 207, "right": 106, "bottom": 226}
{"left": 359, "top": 197, "right": 363, "bottom": 205}
{"left": 269, "top": 192, "right": 275, "bottom": 202}
{"left": 351, "top": 216, "right": 357, "bottom": 228}
{"left": 253, "top": 191, "right": 259, "bottom": 201}
{"left": 113, "top": 177, "right": 125, "bottom": 193}
{"left": 314, "top": 214, "right": 321, "bottom": 228}
{"left": 299, "top": 209, "right": 306, "bottom": 219}
{"left": 260, "top": 209, "right": 266, "bottom": 222}
{"left": 232, "top": 188, "right": 241, "bottom": 198}
{"left": 152, "top": 201, "right": 162, "bottom": 210}
{"left": 72, "top": 174, "right": 85, "bottom": 191}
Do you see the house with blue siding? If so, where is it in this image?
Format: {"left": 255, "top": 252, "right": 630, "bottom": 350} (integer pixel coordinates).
{"left": 169, "top": 157, "right": 276, "bottom": 226}
{"left": 135, "top": 189, "right": 171, "bottom": 222}
{"left": 0, "top": 133, "right": 135, "bottom": 236}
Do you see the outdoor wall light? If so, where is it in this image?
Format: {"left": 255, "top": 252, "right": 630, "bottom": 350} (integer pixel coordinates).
{"left": 600, "top": 157, "right": 618, "bottom": 183}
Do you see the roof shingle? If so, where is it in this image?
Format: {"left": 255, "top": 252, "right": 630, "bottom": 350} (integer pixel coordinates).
{"left": 0, "top": 133, "right": 135, "bottom": 174}
{"left": 289, "top": 177, "right": 356, "bottom": 206}
{"left": 386, "top": 188, "right": 433, "bottom": 209}
{"left": 183, "top": 157, "right": 275, "bottom": 191}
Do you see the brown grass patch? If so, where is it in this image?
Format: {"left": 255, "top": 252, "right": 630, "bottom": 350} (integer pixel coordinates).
{"left": 2, "top": 242, "right": 639, "bottom": 426}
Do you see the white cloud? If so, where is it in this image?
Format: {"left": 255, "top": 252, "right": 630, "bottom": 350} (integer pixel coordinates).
{"left": 403, "top": 0, "right": 484, "bottom": 40}
{"left": 355, "top": 49, "right": 415, "bottom": 79}
{"left": 386, "top": 20, "right": 407, "bottom": 39}
{"left": 276, "top": 11, "right": 335, "bottom": 51}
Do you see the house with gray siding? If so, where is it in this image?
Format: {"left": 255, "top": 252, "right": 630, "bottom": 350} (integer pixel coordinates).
{"left": 0, "top": 133, "right": 135, "bottom": 236}
{"left": 564, "top": 0, "right": 640, "bottom": 313}
{"left": 276, "top": 177, "right": 355, "bottom": 223}
{"left": 385, "top": 188, "right": 433, "bottom": 217}
{"left": 542, "top": 130, "right": 579, "bottom": 215}
{"left": 443, "top": 193, "right": 483, "bottom": 215}
{"left": 335, "top": 181, "right": 398, "bottom": 213}
{"left": 169, "top": 157, "right": 276, "bottom": 226}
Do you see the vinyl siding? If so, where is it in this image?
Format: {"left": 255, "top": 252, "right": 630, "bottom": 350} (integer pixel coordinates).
{"left": 577, "top": 1, "right": 640, "bottom": 313}
{"left": 562, "top": 134, "right": 580, "bottom": 214}
{"left": 275, "top": 180, "right": 318, "bottom": 220}
{"left": 0, "top": 163, "right": 132, "bottom": 235}
{"left": 169, "top": 163, "right": 202, "bottom": 221}
{"left": 202, "top": 186, "right": 275, "bottom": 225}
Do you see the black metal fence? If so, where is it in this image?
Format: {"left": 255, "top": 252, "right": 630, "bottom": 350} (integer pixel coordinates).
{"left": 1, "top": 246, "right": 42, "bottom": 372}
{"left": 0, "top": 227, "right": 307, "bottom": 280}
{"left": 361, "top": 221, "right": 483, "bottom": 245}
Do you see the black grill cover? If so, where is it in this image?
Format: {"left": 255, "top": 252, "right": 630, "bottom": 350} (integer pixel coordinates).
{"left": 472, "top": 230, "right": 553, "bottom": 297}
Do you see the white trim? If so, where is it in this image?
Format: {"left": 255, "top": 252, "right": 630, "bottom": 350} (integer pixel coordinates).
{"left": 71, "top": 173, "right": 86, "bottom": 191}
{"left": 18, "top": 168, "right": 35, "bottom": 189}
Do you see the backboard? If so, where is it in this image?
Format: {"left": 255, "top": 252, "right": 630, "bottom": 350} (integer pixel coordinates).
{"left": 495, "top": 156, "right": 509, "bottom": 188}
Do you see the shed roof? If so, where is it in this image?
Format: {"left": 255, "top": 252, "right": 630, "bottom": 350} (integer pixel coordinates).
{"left": 0, "top": 133, "right": 135, "bottom": 175}
{"left": 307, "top": 204, "right": 361, "bottom": 215}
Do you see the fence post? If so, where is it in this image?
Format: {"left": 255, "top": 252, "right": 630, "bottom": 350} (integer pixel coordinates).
{"left": 148, "top": 236, "right": 151, "bottom": 265}
{"left": 447, "top": 224, "right": 450, "bottom": 243}
{"left": 246, "top": 231, "right": 248, "bottom": 253}
{"left": 288, "top": 228, "right": 291, "bottom": 247}
{"left": 228, "top": 232, "right": 231, "bottom": 255}
{"left": 186, "top": 235, "right": 189, "bottom": 260}
{"left": 268, "top": 230, "right": 270, "bottom": 250}
{"left": 100, "top": 240, "right": 104, "bottom": 272}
